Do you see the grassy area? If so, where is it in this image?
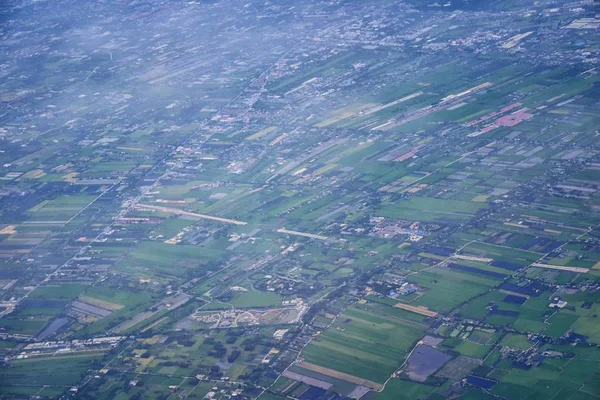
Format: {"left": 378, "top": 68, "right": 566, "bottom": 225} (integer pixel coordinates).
{"left": 378, "top": 197, "right": 486, "bottom": 223}
{"left": 29, "top": 283, "right": 87, "bottom": 300}
{"left": 408, "top": 268, "right": 500, "bottom": 313}
{"left": 0, "top": 317, "right": 48, "bottom": 336}
{"left": 228, "top": 290, "right": 282, "bottom": 309}
{"left": 375, "top": 378, "right": 437, "bottom": 400}
{"left": 76, "top": 287, "right": 155, "bottom": 336}
{"left": 501, "top": 333, "right": 531, "bottom": 350}
{"left": 116, "top": 241, "right": 224, "bottom": 279}
{"left": 0, "top": 353, "right": 103, "bottom": 386}
{"left": 461, "top": 242, "right": 541, "bottom": 266}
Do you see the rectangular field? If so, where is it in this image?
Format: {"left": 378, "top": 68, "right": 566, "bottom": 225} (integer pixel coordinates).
{"left": 301, "top": 303, "right": 425, "bottom": 384}
{"left": 295, "top": 361, "right": 383, "bottom": 390}
{"left": 393, "top": 303, "right": 438, "bottom": 317}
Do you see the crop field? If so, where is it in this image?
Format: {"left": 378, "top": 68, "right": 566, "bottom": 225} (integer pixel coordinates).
{"left": 2, "top": 1, "right": 600, "bottom": 399}
{"left": 30, "top": 283, "right": 88, "bottom": 300}
{"left": 84, "top": 161, "right": 136, "bottom": 175}
{"left": 509, "top": 205, "right": 597, "bottom": 230}
{"left": 27, "top": 194, "right": 97, "bottom": 223}
{"left": 0, "top": 386, "right": 65, "bottom": 398}
{"left": 0, "top": 316, "right": 49, "bottom": 336}
{"left": 259, "top": 393, "right": 287, "bottom": 400}
{"left": 501, "top": 333, "right": 531, "bottom": 350}
{"left": 491, "top": 357, "right": 600, "bottom": 399}
{"left": 302, "top": 303, "right": 425, "bottom": 384}
{"left": 228, "top": 290, "right": 282, "bottom": 309}
{"left": 407, "top": 268, "right": 501, "bottom": 313}
{"left": 378, "top": 197, "right": 487, "bottom": 223}
{"left": 460, "top": 242, "right": 542, "bottom": 267}
{"left": 454, "top": 340, "right": 493, "bottom": 358}
{"left": 0, "top": 352, "right": 104, "bottom": 387}
{"left": 284, "top": 365, "right": 359, "bottom": 396}
{"left": 116, "top": 241, "right": 224, "bottom": 279}
{"left": 0, "top": 284, "right": 90, "bottom": 336}
{"left": 460, "top": 290, "right": 524, "bottom": 320}
{"left": 76, "top": 286, "right": 155, "bottom": 336}
{"left": 374, "top": 378, "right": 438, "bottom": 400}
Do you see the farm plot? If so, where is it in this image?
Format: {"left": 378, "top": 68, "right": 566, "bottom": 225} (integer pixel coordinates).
{"left": 116, "top": 241, "right": 224, "bottom": 279}
{"left": 302, "top": 303, "right": 425, "bottom": 384}
{"left": 26, "top": 194, "right": 98, "bottom": 224}
{"left": 378, "top": 197, "right": 486, "bottom": 224}
{"left": 407, "top": 267, "right": 502, "bottom": 313}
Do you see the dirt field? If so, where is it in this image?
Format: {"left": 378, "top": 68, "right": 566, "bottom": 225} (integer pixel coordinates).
{"left": 531, "top": 263, "right": 589, "bottom": 273}
{"left": 135, "top": 204, "right": 247, "bottom": 225}
{"left": 79, "top": 295, "right": 124, "bottom": 311}
{"left": 296, "top": 361, "right": 384, "bottom": 390}
{"left": 282, "top": 370, "right": 332, "bottom": 390}
{"left": 393, "top": 303, "right": 438, "bottom": 317}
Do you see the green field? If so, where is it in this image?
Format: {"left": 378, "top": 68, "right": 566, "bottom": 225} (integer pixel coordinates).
{"left": 76, "top": 286, "right": 155, "bottom": 336}
{"left": 29, "top": 283, "right": 87, "bottom": 300}
{"left": 302, "top": 303, "right": 425, "bottom": 383}
{"left": 228, "top": 290, "right": 282, "bottom": 308}
{"left": 408, "top": 268, "right": 501, "bottom": 313}
{"left": 460, "top": 242, "right": 541, "bottom": 266}
{"left": 378, "top": 197, "right": 486, "bottom": 223}
{"left": 375, "top": 379, "right": 437, "bottom": 400}
{"left": 116, "top": 241, "right": 224, "bottom": 279}
{"left": 501, "top": 333, "right": 531, "bottom": 350}
{"left": 0, "top": 353, "right": 103, "bottom": 387}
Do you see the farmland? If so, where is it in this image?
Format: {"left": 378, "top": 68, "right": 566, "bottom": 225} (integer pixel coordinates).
{"left": 2, "top": 0, "right": 600, "bottom": 399}
{"left": 302, "top": 303, "right": 425, "bottom": 384}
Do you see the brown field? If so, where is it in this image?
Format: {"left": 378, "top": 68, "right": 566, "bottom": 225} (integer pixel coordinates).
{"left": 393, "top": 303, "right": 438, "bottom": 317}
{"left": 0, "top": 225, "right": 17, "bottom": 235}
{"left": 530, "top": 263, "right": 589, "bottom": 274}
{"left": 314, "top": 103, "right": 376, "bottom": 128}
{"left": 135, "top": 204, "right": 247, "bottom": 225}
{"left": 276, "top": 228, "right": 345, "bottom": 243}
{"left": 282, "top": 370, "right": 332, "bottom": 390}
{"left": 296, "top": 361, "right": 384, "bottom": 390}
{"left": 79, "top": 295, "right": 124, "bottom": 311}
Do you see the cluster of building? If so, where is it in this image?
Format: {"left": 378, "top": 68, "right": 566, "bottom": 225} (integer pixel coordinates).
{"left": 366, "top": 273, "right": 422, "bottom": 299}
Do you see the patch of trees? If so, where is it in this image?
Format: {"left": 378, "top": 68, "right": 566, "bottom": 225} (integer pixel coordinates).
{"left": 228, "top": 349, "right": 241, "bottom": 363}
{"left": 208, "top": 342, "right": 227, "bottom": 358}
{"left": 241, "top": 336, "right": 262, "bottom": 351}
{"left": 158, "top": 360, "right": 191, "bottom": 368}
{"left": 209, "top": 365, "right": 222, "bottom": 378}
